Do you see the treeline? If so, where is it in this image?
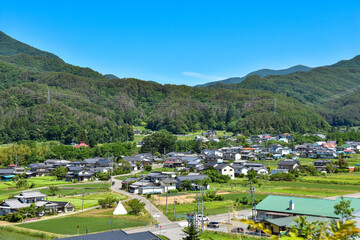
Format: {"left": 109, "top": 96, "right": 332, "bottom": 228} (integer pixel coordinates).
{"left": 0, "top": 141, "right": 137, "bottom": 167}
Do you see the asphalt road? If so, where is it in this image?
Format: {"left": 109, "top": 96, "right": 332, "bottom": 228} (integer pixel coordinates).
{"left": 111, "top": 176, "right": 171, "bottom": 224}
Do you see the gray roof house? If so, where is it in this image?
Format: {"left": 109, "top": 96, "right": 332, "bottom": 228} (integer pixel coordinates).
{"left": 278, "top": 159, "right": 300, "bottom": 171}
{"left": 55, "top": 229, "right": 161, "bottom": 240}
{"left": 175, "top": 174, "right": 209, "bottom": 189}
{"left": 0, "top": 199, "right": 30, "bottom": 215}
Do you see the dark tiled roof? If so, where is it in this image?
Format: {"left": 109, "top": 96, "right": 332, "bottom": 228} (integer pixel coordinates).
{"left": 55, "top": 230, "right": 160, "bottom": 240}
{"left": 0, "top": 168, "right": 15, "bottom": 174}
{"left": 176, "top": 174, "right": 209, "bottom": 182}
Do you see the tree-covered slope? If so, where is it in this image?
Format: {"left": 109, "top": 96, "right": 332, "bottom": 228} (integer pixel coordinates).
{"left": 208, "top": 56, "right": 360, "bottom": 104}
{"left": 0, "top": 30, "right": 331, "bottom": 143}
{"left": 317, "top": 89, "right": 360, "bottom": 126}
{"left": 0, "top": 31, "right": 59, "bottom": 59}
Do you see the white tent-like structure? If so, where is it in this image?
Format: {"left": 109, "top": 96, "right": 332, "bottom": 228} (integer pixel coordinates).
{"left": 113, "top": 201, "right": 127, "bottom": 215}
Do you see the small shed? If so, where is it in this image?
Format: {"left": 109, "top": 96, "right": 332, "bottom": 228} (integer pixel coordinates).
{"left": 1, "top": 175, "right": 15, "bottom": 182}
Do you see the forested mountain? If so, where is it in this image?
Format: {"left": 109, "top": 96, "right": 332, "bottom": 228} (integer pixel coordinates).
{"left": 0, "top": 31, "right": 330, "bottom": 143}
{"left": 196, "top": 65, "right": 312, "bottom": 87}
{"left": 207, "top": 55, "right": 360, "bottom": 126}
{"left": 104, "top": 74, "right": 120, "bottom": 79}
{"left": 0, "top": 31, "right": 59, "bottom": 59}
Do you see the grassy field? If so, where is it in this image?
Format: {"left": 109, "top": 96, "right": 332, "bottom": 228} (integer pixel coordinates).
{"left": 47, "top": 192, "right": 126, "bottom": 209}
{"left": 40, "top": 182, "right": 110, "bottom": 196}
{"left": 0, "top": 230, "right": 45, "bottom": 240}
{"left": 300, "top": 172, "right": 360, "bottom": 185}
{"left": 0, "top": 176, "right": 71, "bottom": 201}
{"left": 211, "top": 177, "right": 360, "bottom": 197}
{"left": 17, "top": 205, "right": 149, "bottom": 235}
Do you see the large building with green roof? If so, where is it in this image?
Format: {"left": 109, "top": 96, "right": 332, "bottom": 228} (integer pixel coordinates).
{"left": 256, "top": 195, "right": 360, "bottom": 235}
{"left": 256, "top": 195, "right": 360, "bottom": 220}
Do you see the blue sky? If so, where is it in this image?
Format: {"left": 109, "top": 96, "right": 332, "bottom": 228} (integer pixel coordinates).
{"left": 1, "top": 1, "right": 360, "bottom": 86}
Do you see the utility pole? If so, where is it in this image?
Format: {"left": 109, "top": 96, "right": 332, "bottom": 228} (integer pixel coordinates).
{"left": 201, "top": 187, "right": 204, "bottom": 232}
{"left": 250, "top": 180, "right": 255, "bottom": 219}
{"left": 110, "top": 154, "right": 114, "bottom": 187}
{"left": 165, "top": 186, "right": 168, "bottom": 212}
{"left": 173, "top": 196, "right": 176, "bottom": 220}
{"left": 82, "top": 188, "right": 85, "bottom": 212}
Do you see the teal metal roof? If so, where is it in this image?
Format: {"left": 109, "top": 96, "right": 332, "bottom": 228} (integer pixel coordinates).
{"left": 256, "top": 195, "right": 360, "bottom": 219}
{"left": 2, "top": 175, "right": 15, "bottom": 178}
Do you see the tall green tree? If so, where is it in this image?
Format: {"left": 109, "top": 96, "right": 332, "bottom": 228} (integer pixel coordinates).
{"left": 182, "top": 220, "right": 200, "bottom": 240}
{"left": 140, "top": 130, "right": 177, "bottom": 154}
{"left": 334, "top": 196, "right": 354, "bottom": 221}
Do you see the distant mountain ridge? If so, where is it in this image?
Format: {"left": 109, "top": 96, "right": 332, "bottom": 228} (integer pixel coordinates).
{"left": 196, "top": 65, "right": 313, "bottom": 87}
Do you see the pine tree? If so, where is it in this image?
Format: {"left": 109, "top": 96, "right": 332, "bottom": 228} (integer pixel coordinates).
{"left": 182, "top": 220, "right": 200, "bottom": 240}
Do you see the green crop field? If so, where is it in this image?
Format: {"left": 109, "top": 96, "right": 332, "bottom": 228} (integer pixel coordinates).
{"left": 0, "top": 230, "right": 45, "bottom": 240}
{"left": 301, "top": 172, "right": 360, "bottom": 185}
{"left": 47, "top": 192, "right": 126, "bottom": 209}
{"left": 211, "top": 178, "right": 360, "bottom": 197}
{"left": 17, "top": 206, "right": 149, "bottom": 235}
{"left": 0, "top": 176, "right": 71, "bottom": 201}
{"left": 40, "top": 183, "right": 110, "bottom": 196}
{"left": 18, "top": 216, "right": 147, "bottom": 235}
{"left": 200, "top": 231, "right": 268, "bottom": 240}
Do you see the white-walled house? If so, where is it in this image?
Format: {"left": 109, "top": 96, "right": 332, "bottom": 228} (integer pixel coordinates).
{"left": 214, "top": 164, "right": 235, "bottom": 179}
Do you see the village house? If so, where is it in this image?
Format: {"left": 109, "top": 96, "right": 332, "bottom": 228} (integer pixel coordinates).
{"left": 277, "top": 159, "right": 300, "bottom": 171}
{"left": 175, "top": 174, "right": 209, "bottom": 190}
{"left": 214, "top": 164, "right": 235, "bottom": 179}
{"left": 0, "top": 191, "right": 75, "bottom": 216}
{"left": 313, "top": 160, "right": 334, "bottom": 171}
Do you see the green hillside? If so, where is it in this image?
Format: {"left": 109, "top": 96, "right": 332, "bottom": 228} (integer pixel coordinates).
{"left": 0, "top": 31, "right": 59, "bottom": 59}
{"left": 206, "top": 55, "right": 360, "bottom": 126}
{"left": 0, "top": 31, "right": 334, "bottom": 143}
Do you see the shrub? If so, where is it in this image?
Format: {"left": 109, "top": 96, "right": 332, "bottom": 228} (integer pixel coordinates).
{"left": 127, "top": 199, "right": 145, "bottom": 215}
{"left": 98, "top": 196, "right": 117, "bottom": 208}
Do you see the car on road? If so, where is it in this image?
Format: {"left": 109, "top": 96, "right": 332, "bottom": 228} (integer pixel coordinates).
{"left": 195, "top": 215, "right": 209, "bottom": 222}
{"left": 231, "top": 227, "right": 244, "bottom": 233}
{"left": 207, "top": 222, "right": 220, "bottom": 228}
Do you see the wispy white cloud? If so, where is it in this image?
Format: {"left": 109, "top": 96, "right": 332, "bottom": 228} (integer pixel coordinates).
{"left": 182, "top": 72, "right": 224, "bottom": 82}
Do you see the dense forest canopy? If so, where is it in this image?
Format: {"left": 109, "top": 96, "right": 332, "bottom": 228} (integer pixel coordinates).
{"left": 0, "top": 31, "right": 359, "bottom": 144}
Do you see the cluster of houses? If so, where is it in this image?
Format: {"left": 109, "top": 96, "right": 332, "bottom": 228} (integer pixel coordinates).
{"left": 0, "top": 190, "right": 75, "bottom": 216}
{"left": 0, "top": 157, "right": 114, "bottom": 182}
{"left": 121, "top": 171, "right": 209, "bottom": 194}
{"left": 1, "top": 134, "right": 359, "bottom": 187}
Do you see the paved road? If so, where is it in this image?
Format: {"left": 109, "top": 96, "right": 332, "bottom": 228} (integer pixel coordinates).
{"left": 125, "top": 209, "right": 252, "bottom": 240}
{"left": 325, "top": 192, "right": 360, "bottom": 200}
{"left": 111, "top": 176, "right": 171, "bottom": 224}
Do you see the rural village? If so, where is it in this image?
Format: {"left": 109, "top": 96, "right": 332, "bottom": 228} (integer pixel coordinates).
{"left": 2, "top": 130, "right": 360, "bottom": 239}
